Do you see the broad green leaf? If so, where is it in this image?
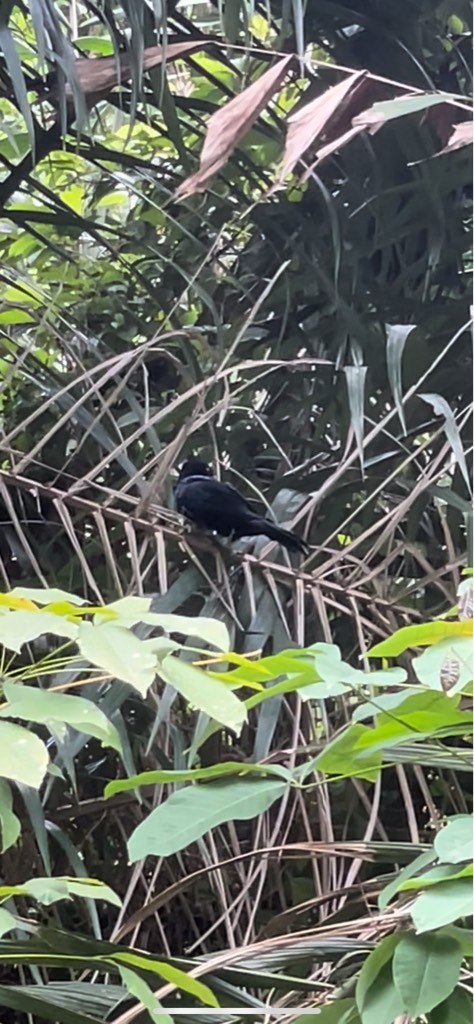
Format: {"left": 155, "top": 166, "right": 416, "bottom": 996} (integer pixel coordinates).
{"left": 147, "top": 613, "right": 229, "bottom": 650}
{"left": 354, "top": 691, "right": 472, "bottom": 752}
{"left": 0, "top": 722, "right": 48, "bottom": 788}
{"left": 303, "top": 645, "right": 406, "bottom": 699}
{"left": 293, "top": 1004, "right": 360, "bottom": 1024}
{"left": 430, "top": 986, "right": 473, "bottom": 1024}
{"left": 353, "top": 688, "right": 421, "bottom": 722}
{"left": 368, "top": 620, "right": 472, "bottom": 658}
{"left": 0, "top": 611, "right": 78, "bottom": 653}
{"left": 112, "top": 951, "right": 218, "bottom": 1007}
{"left": 441, "top": 925, "right": 474, "bottom": 956}
{"left": 0, "top": 779, "right": 20, "bottom": 853}
{"left": 75, "top": 36, "right": 115, "bottom": 55}
{"left": 357, "top": 93, "right": 460, "bottom": 123}
{"left": 356, "top": 935, "right": 400, "bottom": 1011}
{"left": 115, "top": 965, "right": 170, "bottom": 1023}
{"left": 313, "top": 723, "right": 382, "bottom": 782}
{"left": 358, "top": 961, "right": 404, "bottom": 1024}
{"left": 10, "top": 588, "right": 88, "bottom": 606}
{"left": 128, "top": 778, "right": 287, "bottom": 859}
{"left": 159, "top": 655, "right": 247, "bottom": 733}
{"left": 399, "top": 864, "right": 473, "bottom": 889}
{"left": 0, "top": 682, "right": 122, "bottom": 753}
{"left": 106, "top": 600, "right": 230, "bottom": 651}
{"left": 413, "top": 637, "right": 473, "bottom": 695}
{"left": 392, "top": 931, "right": 463, "bottom": 1015}
{"left": 0, "top": 876, "right": 120, "bottom": 907}
{"left": 104, "top": 760, "right": 291, "bottom": 798}
{"left": 101, "top": 597, "right": 152, "bottom": 620}
{"left": 411, "top": 879, "right": 473, "bottom": 932}
{"left": 78, "top": 622, "right": 157, "bottom": 695}
{"left": 378, "top": 849, "right": 436, "bottom": 909}
{"left": 435, "top": 815, "right": 473, "bottom": 863}
{"left": 0, "top": 908, "right": 17, "bottom": 937}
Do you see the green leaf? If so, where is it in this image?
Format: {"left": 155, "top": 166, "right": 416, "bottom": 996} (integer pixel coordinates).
{"left": 378, "top": 849, "right": 436, "bottom": 909}
{"left": 77, "top": 621, "right": 157, "bottom": 695}
{"left": 353, "top": 688, "right": 421, "bottom": 722}
{"left": 104, "top": 760, "right": 291, "bottom": 798}
{"left": 10, "top": 587, "right": 88, "bottom": 606}
{"left": 106, "top": 600, "right": 230, "bottom": 651}
{"left": 128, "top": 778, "right": 287, "bottom": 859}
{"left": 344, "top": 365, "right": 367, "bottom": 471}
{"left": 0, "top": 876, "right": 121, "bottom": 907}
{"left": 385, "top": 324, "right": 416, "bottom": 435}
{"left": 399, "top": 864, "right": 473, "bottom": 890}
{"left": 353, "top": 691, "right": 472, "bottom": 752}
{"left": 358, "top": 961, "right": 404, "bottom": 1024}
{"left": 0, "top": 722, "right": 48, "bottom": 788}
{"left": 304, "top": 645, "right": 406, "bottom": 699}
{"left": 0, "top": 682, "right": 122, "bottom": 753}
{"left": 159, "top": 655, "right": 247, "bottom": 733}
{"left": 75, "top": 36, "right": 115, "bottom": 56}
{"left": 356, "top": 934, "right": 400, "bottom": 1012}
{"left": 111, "top": 951, "right": 218, "bottom": 1007}
{"left": 434, "top": 815, "right": 473, "bottom": 864}
{"left": 313, "top": 723, "right": 382, "bottom": 782}
{"left": 0, "top": 19, "right": 35, "bottom": 149}
{"left": 358, "top": 93, "right": 460, "bottom": 122}
{"left": 392, "top": 931, "right": 463, "bottom": 1015}
{"left": 420, "top": 393, "right": 472, "bottom": 495}
{"left": 0, "top": 779, "right": 21, "bottom": 853}
{"left": 114, "top": 965, "right": 169, "bottom": 1022}
{"left": 368, "top": 620, "right": 472, "bottom": 658}
{"left": 413, "top": 637, "right": 473, "bottom": 695}
{"left": 294, "top": 1004, "right": 360, "bottom": 1024}
{"left": 430, "top": 986, "right": 473, "bottom": 1024}
{"left": 0, "top": 610, "right": 78, "bottom": 654}
{"left": 411, "top": 878, "right": 473, "bottom": 932}
{"left": 0, "top": 908, "right": 17, "bottom": 938}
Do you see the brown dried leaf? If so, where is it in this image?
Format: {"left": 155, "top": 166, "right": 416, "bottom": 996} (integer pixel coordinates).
{"left": 281, "top": 71, "right": 377, "bottom": 178}
{"left": 436, "top": 120, "right": 473, "bottom": 156}
{"left": 60, "top": 42, "right": 208, "bottom": 106}
{"left": 175, "top": 55, "right": 294, "bottom": 198}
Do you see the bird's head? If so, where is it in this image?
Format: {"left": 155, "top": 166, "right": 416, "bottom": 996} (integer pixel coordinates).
{"left": 178, "top": 460, "right": 214, "bottom": 481}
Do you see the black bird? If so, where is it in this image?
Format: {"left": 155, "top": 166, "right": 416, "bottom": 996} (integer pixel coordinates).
{"left": 175, "top": 461, "right": 308, "bottom": 554}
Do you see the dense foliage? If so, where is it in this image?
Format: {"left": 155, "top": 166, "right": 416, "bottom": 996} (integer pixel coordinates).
{"left": 0, "top": 0, "right": 471, "bottom": 1022}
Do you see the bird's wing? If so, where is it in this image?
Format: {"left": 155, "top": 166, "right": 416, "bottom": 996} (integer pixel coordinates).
{"left": 176, "top": 476, "right": 255, "bottom": 533}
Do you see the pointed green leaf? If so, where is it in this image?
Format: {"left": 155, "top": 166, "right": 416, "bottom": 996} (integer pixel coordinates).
{"left": 0, "top": 611, "right": 78, "bottom": 653}
{"left": 411, "top": 879, "right": 473, "bottom": 932}
{"left": 434, "top": 816, "right": 473, "bottom": 863}
{"left": 78, "top": 622, "right": 157, "bottom": 694}
{"left": 420, "top": 393, "right": 472, "bottom": 495}
{"left": 392, "top": 931, "right": 462, "bottom": 1015}
{"left": 104, "top": 760, "right": 290, "bottom": 798}
{"left": 386, "top": 324, "right": 416, "bottom": 435}
{"left": 0, "top": 722, "right": 48, "bottom": 788}
{"left": 0, "top": 682, "right": 122, "bottom": 753}
{"left": 159, "top": 655, "right": 247, "bottom": 733}
{"left": 0, "top": 779, "right": 20, "bottom": 853}
{"left": 128, "top": 778, "right": 287, "bottom": 859}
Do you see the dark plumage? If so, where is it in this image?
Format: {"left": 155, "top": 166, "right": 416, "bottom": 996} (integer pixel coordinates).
{"left": 175, "top": 461, "right": 308, "bottom": 554}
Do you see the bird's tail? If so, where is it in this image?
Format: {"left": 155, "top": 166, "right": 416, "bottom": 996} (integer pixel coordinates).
{"left": 247, "top": 518, "right": 308, "bottom": 554}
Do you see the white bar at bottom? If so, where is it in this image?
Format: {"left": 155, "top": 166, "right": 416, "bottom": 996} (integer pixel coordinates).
{"left": 154, "top": 1011, "right": 321, "bottom": 1016}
